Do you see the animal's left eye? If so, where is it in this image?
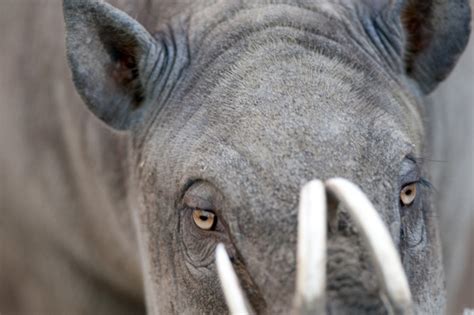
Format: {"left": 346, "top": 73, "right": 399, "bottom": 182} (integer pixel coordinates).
{"left": 400, "top": 183, "right": 417, "bottom": 206}
{"left": 192, "top": 209, "right": 217, "bottom": 231}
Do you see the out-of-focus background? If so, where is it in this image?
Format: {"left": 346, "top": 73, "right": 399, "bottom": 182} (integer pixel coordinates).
{"left": 428, "top": 25, "right": 474, "bottom": 314}
{"left": 0, "top": 1, "right": 472, "bottom": 314}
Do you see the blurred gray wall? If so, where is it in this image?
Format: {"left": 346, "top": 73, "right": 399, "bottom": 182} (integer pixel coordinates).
{"left": 428, "top": 16, "right": 474, "bottom": 314}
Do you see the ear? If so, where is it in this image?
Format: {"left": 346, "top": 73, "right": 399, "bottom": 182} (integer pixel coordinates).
{"left": 63, "top": 0, "right": 164, "bottom": 130}
{"left": 398, "top": 0, "right": 471, "bottom": 93}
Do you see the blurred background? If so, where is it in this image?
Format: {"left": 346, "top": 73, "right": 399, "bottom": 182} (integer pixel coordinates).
{"left": 428, "top": 22, "right": 474, "bottom": 314}
{"left": 0, "top": 0, "right": 472, "bottom": 314}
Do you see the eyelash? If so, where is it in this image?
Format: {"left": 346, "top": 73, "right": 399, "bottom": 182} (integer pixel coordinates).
{"left": 418, "top": 177, "right": 433, "bottom": 190}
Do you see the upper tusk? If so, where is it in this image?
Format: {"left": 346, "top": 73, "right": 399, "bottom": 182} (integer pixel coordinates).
{"left": 215, "top": 243, "right": 253, "bottom": 315}
{"left": 294, "top": 180, "right": 327, "bottom": 315}
{"left": 325, "top": 178, "right": 413, "bottom": 314}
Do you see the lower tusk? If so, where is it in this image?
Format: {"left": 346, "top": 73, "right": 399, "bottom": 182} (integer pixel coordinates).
{"left": 215, "top": 243, "right": 253, "bottom": 315}
{"left": 294, "top": 180, "right": 327, "bottom": 315}
{"left": 325, "top": 178, "right": 413, "bottom": 314}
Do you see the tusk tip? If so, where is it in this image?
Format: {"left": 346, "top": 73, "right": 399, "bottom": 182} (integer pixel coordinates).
{"left": 215, "top": 243, "right": 253, "bottom": 315}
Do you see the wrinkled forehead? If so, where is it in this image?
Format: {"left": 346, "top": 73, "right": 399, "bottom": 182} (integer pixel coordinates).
{"left": 147, "top": 45, "right": 423, "bottom": 201}
{"left": 142, "top": 2, "right": 425, "bottom": 190}
{"left": 181, "top": 46, "right": 421, "bottom": 164}
{"left": 174, "top": 1, "right": 424, "bottom": 158}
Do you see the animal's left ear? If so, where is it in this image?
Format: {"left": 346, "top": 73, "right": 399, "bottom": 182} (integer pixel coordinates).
{"left": 396, "top": 0, "right": 471, "bottom": 93}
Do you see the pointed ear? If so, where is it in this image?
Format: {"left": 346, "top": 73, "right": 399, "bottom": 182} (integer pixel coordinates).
{"left": 63, "top": 0, "right": 164, "bottom": 130}
{"left": 399, "top": 0, "right": 471, "bottom": 93}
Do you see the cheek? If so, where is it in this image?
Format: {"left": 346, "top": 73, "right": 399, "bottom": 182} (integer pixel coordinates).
{"left": 176, "top": 213, "right": 231, "bottom": 314}
{"left": 400, "top": 197, "right": 426, "bottom": 249}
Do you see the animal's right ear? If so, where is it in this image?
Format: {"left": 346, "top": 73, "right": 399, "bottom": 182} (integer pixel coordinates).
{"left": 63, "top": 0, "right": 164, "bottom": 130}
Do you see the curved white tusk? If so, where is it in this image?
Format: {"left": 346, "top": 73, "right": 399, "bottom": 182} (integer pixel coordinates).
{"left": 294, "top": 180, "right": 327, "bottom": 315}
{"left": 325, "top": 178, "right": 413, "bottom": 314}
{"left": 215, "top": 243, "right": 253, "bottom": 315}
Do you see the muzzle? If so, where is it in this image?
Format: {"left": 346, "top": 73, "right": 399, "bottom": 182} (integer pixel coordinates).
{"left": 215, "top": 178, "right": 413, "bottom": 315}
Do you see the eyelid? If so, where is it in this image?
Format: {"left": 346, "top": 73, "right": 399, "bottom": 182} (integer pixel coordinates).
{"left": 183, "top": 194, "right": 215, "bottom": 211}
{"left": 400, "top": 160, "right": 420, "bottom": 186}
{"left": 401, "top": 171, "right": 419, "bottom": 186}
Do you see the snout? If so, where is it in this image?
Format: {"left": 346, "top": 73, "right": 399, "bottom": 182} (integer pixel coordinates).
{"left": 215, "top": 178, "right": 413, "bottom": 315}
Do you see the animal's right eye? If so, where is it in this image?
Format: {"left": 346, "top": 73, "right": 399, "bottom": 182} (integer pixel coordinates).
{"left": 192, "top": 208, "right": 217, "bottom": 231}
{"left": 180, "top": 181, "right": 231, "bottom": 268}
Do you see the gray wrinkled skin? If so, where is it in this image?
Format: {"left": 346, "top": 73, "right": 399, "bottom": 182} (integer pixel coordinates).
{"left": 0, "top": 0, "right": 470, "bottom": 314}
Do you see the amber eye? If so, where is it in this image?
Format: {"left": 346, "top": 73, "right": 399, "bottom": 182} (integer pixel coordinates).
{"left": 192, "top": 209, "right": 216, "bottom": 231}
{"left": 400, "top": 183, "right": 417, "bottom": 206}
